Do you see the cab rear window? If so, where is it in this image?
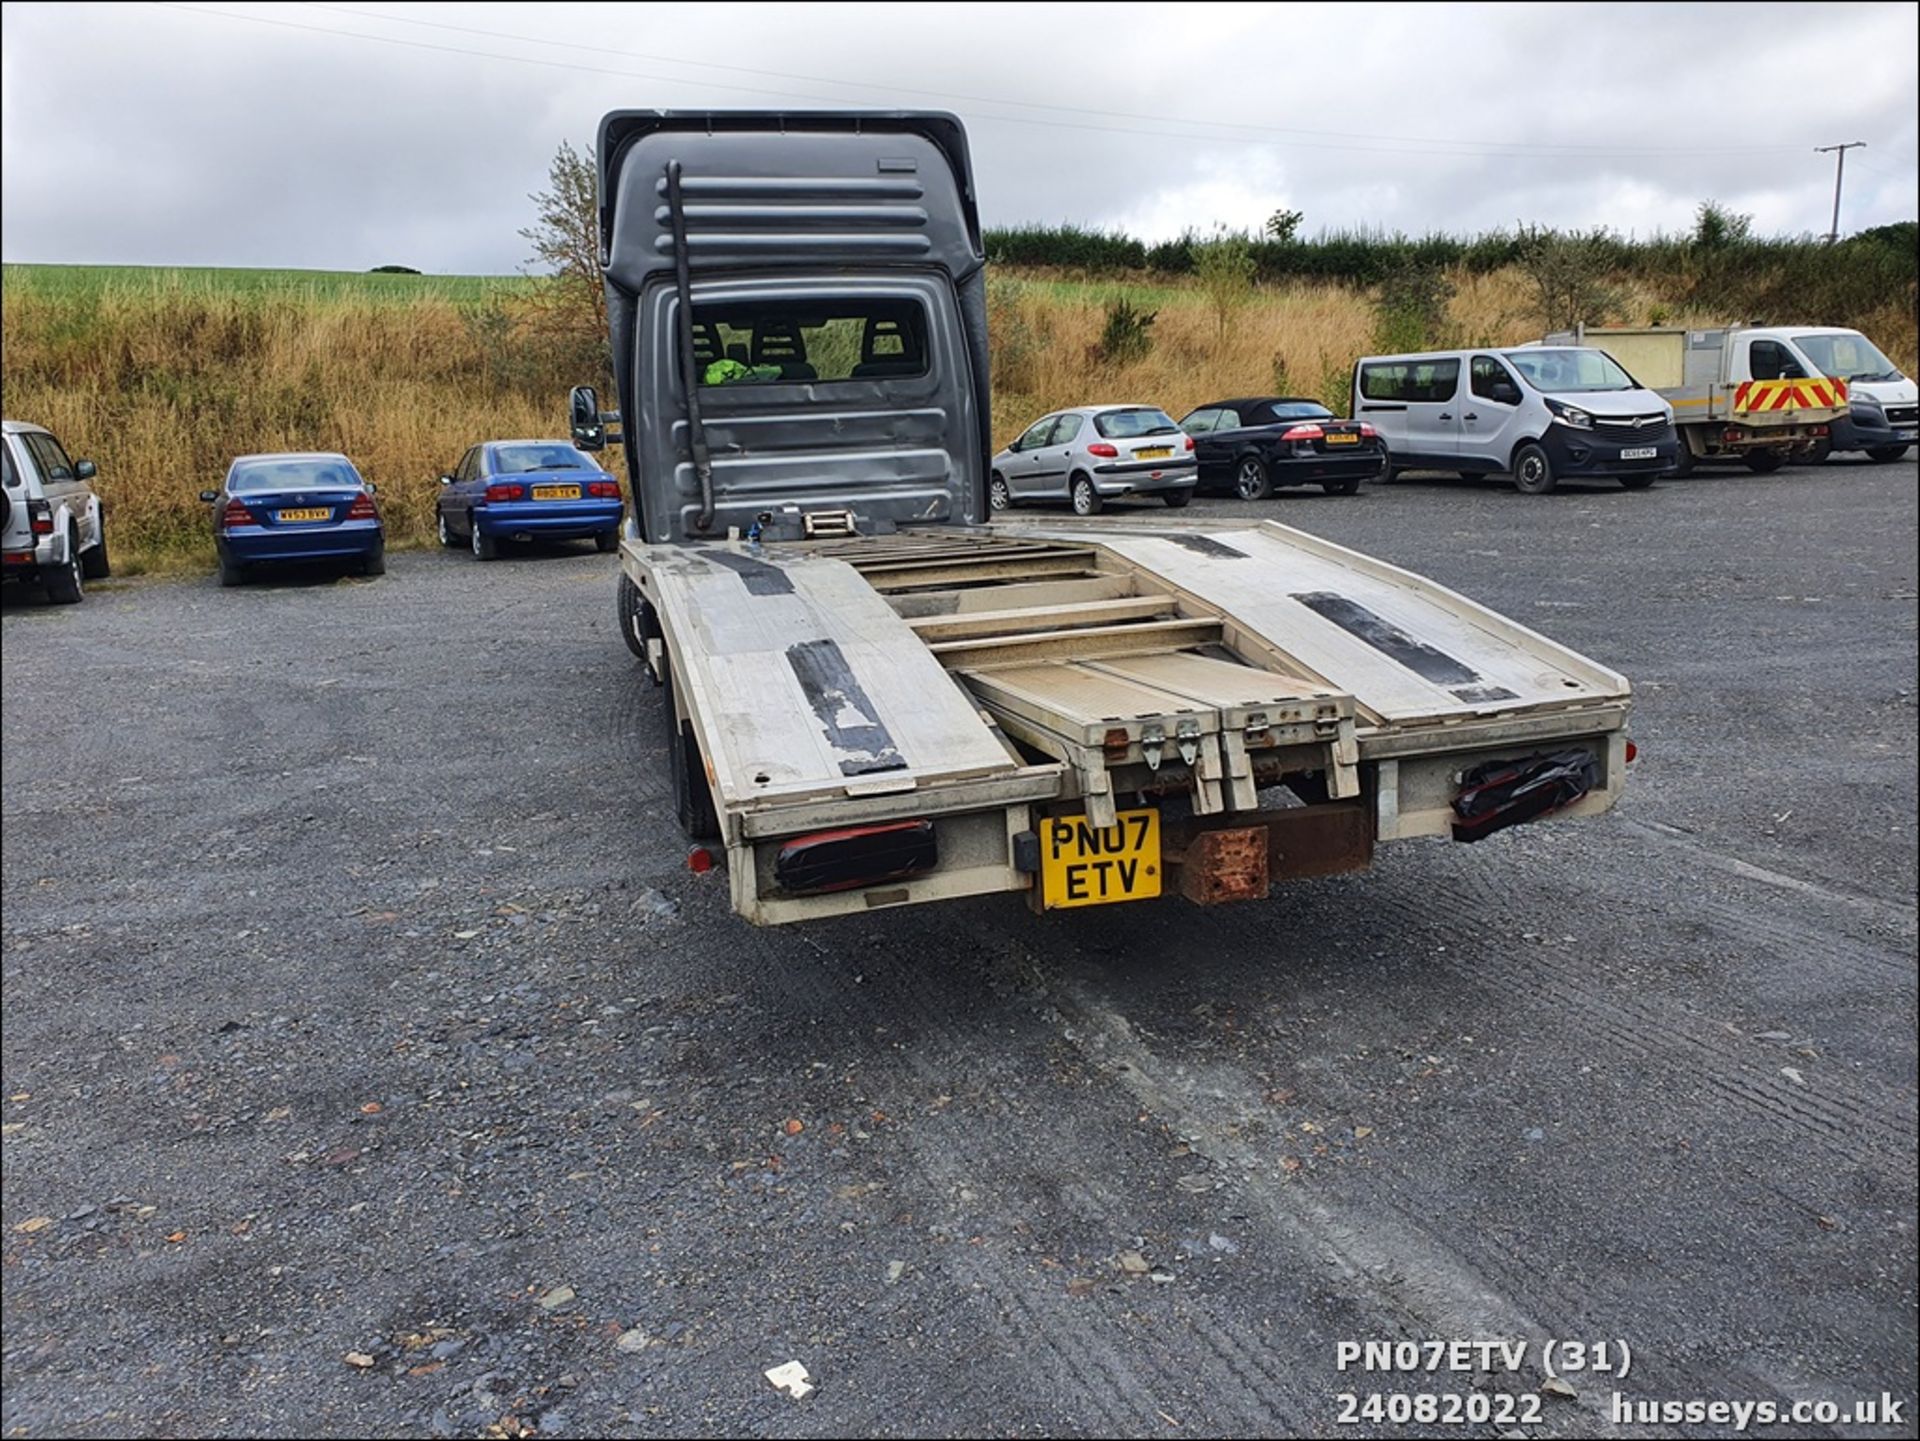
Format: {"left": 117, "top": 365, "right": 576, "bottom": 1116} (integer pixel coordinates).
{"left": 691, "top": 298, "right": 929, "bottom": 386}
{"left": 1360, "top": 360, "right": 1460, "bottom": 403}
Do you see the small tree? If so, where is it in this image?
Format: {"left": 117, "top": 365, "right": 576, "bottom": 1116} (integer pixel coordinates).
{"left": 1371, "top": 259, "right": 1455, "bottom": 354}
{"left": 1264, "top": 207, "right": 1305, "bottom": 243}
{"left": 1517, "top": 228, "right": 1624, "bottom": 330}
{"left": 1692, "top": 200, "right": 1753, "bottom": 250}
{"left": 1096, "top": 298, "right": 1157, "bottom": 365}
{"left": 1193, "top": 232, "right": 1257, "bottom": 340}
{"left": 520, "top": 139, "right": 610, "bottom": 384}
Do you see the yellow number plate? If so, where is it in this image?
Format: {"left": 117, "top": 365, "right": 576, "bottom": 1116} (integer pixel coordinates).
{"left": 277, "top": 507, "right": 331, "bottom": 522}
{"left": 1133, "top": 447, "right": 1173, "bottom": 460}
{"left": 1040, "top": 808, "right": 1161, "bottom": 909}
{"left": 1325, "top": 433, "right": 1359, "bottom": 445}
{"left": 532, "top": 484, "right": 581, "bottom": 500}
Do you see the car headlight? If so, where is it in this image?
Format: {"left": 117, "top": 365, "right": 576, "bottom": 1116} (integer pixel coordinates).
{"left": 1545, "top": 399, "right": 1593, "bottom": 430}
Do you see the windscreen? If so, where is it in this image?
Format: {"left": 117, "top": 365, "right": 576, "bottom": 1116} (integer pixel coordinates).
{"left": 693, "top": 298, "right": 930, "bottom": 386}
{"left": 1503, "top": 348, "right": 1637, "bottom": 393}
{"left": 229, "top": 459, "right": 360, "bottom": 492}
{"left": 1790, "top": 332, "right": 1902, "bottom": 383}
{"left": 492, "top": 443, "right": 592, "bottom": 473}
{"left": 1094, "top": 408, "right": 1181, "bottom": 439}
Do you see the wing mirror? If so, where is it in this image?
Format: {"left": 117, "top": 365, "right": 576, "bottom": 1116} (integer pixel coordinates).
{"left": 570, "top": 385, "right": 604, "bottom": 451}
{"left": 198, "top": 490, "right": 218, "bottom": 503}
{"left": 365, "top": 482, "right": 377, "bottom": 494}
{"left": 438, "top": 474, "right": 454, "bottom": 486}
{"left": 1493, "top": 383, "right": 1521, "bottom": 405}
{"left": 75, "top": 459, "right": 97, "bottom": 480}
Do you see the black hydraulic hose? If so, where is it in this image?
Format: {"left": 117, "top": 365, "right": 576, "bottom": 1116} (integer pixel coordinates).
{"left": 666, "top": 160, "right": 715, "bottom": 534}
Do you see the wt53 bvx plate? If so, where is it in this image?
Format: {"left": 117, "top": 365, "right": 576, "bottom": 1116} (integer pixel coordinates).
{"left": 277, "top": 507, "right": 331, "bottom": 522}
{"left": 1040, "top": 808, "right": 1161, "bottom": 909}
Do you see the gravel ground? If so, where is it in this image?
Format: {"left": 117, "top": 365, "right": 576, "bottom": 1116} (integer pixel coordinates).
{"left": 3, "top": 456, "right": 1915, "bottom": 1439}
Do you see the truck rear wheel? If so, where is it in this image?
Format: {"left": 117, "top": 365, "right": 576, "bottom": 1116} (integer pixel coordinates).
{"left": 659, "top": 655, "right": 720, "bottom": 842}
{"left": 1743, "top": 448, "right": 1786, "bottom": 474}
{"left": 1511, "top": 442, "right": 1557, "bottom": 495}
{"left": 616, "top": 571, "right": 660, "bottom": 668}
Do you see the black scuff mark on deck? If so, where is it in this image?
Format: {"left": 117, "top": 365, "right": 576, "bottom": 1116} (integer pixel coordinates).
{"left": 1451, "top": 684, "right": 1521, "bottom": 704}
{"left": 704, "top": 549, "right": 795, "bottom": 596}
{"left": 1145, "top": 533, "right": 1250, "bottom": 559}
{"left": 1293, "top": 592, "right": 1481, "bottom": 685}
{"left": 786, "top": 639, "right": 908, "bottom": 776}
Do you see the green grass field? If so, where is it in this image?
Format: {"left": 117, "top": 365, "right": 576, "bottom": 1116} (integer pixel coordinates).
{"left": 2, "top": 263, "right": 535, "bottom": 304}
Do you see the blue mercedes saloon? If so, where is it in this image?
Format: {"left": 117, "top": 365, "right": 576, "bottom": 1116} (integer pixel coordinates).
{"left": 200, "top": 453, "right": 384, "bottom": 587}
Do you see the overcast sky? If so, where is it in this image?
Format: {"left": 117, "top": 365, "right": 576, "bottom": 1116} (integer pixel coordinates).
{"left": 3, "top": 1, "right": 1916, "bottom": 273}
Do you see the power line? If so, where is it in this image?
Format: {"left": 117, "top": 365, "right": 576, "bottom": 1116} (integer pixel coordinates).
{"left": 150, "top": 2, "right": 1812, "bottom": 162}
{"left": 295, "top": 1, "right": 1809, "bottom": 159}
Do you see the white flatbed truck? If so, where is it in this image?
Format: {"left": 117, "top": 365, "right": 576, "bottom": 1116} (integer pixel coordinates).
{"left": 572, "top": 111, "right": 1634, "bottom": 925}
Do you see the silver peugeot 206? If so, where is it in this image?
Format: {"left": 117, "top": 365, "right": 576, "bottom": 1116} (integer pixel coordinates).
{"left": 990, "top": 404, "right": 1198, "bottom": 514}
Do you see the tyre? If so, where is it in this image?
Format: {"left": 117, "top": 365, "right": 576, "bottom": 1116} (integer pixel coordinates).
{"left": 42, "top": 527, "right": 83, "bottom": 604}
{"left": 361, "top": 546, "right": 386, "bottom": 577}
{"left": 1070, "top": 474, "right": 1103, "bottom": 516}
{"left": 595, "top": 529, "right": 620, "bottom": 554}
{"left": 1742, "top": 447, "right": 1785, "bottom": 474}
{"left": 1802, "top": 439, "right": 1832, "bottom": 466}
{"left": 1866, "top": 444, "right": 1912, "bottom": 463}
{"left": 436, "top": 510, "right": 459, "bottom": 548}
{"left": 1511, "top": 442, "right": 1557, "bottom": 495}
{"left": 1233, "top": 455, "right": 1272, "bottom": 501}
{"left": 81, "top": 520, "right": 111, "bottom": 579}
{"left": 616, "top": 571, "right": 660, "bottom": 666}
{"left": 218, "top": 554, "right": 246, "bottom": 588}
{"left": 1458, "top": 470, "right": 1489, "bottom": 482}
{"left": 988, "top": 473, "right": 1011, "bottom": 512}
{"left": 470, "top": 516, "right": 498, "bottom": 560}
{"left": 1618, "top": 472, "right": 1658, "bottom": 490}
{"left": 660, "top": 653, "right": 720, "bottom": 842}
{"left": 1322, "top": 475, "right": 1362, "bottom": 496}
{"left": 1161, "top": 488, "right": 1192, "bottom": 508}
{"left": 1668, "top": 439, "right": 1696, "bottom": 478}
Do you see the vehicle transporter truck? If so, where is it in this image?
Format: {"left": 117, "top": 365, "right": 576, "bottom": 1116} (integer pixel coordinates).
{"left": 570, "top": 110, "right": 1634, "bottom": 925}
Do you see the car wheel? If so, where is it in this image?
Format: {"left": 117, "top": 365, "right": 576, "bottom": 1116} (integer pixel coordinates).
{"left": 1668, "top": 440, "right": 1696, "bottom": 478}
{"left": 660, "top": 652, "right": 720, "bottom": 842}
{"left": 1618, "top": 472, "right": 1658, "bottom": 490}
{"left": 470, "top": 516, "right": 498, "bottom": 560}
{"left": 1161, "top": 488, "right": 1192, "bottom": 508}
{"left": 361, "top": 546, "right": 386, "bottom": 577}
{"left": 81, "top": 519, "right": 111, "bottom": 579}
{"left": 43, "top": 527, "right": 84, "bottom": 605}
{"left": 989, "top": 473, "right": 1011, "bottom": 512}
{"left": 595, "top": 529, "right": 620, "bottom": 554}
{"left": 436, "top": 510, "right": 459, "bottom": 548}
{"left": 1070, "top": 474, "right": 1103, "bottom": 516}
{"left": 1866, "top": 444, "right": 1912, "bottom": 463}
{"left": 1234, "top": 456, "right": 1272, "bottom": 501}
{"left": 1512, "top": 442, "right": 1558, "bottom": 494}
{"left": 1802, "top": 439, "right": 1832, "bottom": 465}
{"left": 1742, "top": 447, "right": 1786, "bottom": 474}
{"left": 218, "top": 554, "right": 246, "bottom": 588}
{"left": 1322, "top": 476, "right": 1362, "bottom": 496}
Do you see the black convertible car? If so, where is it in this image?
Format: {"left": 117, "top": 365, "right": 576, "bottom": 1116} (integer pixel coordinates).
{"left": 1179, "top": 397, "right": 1388, "bottom": 499}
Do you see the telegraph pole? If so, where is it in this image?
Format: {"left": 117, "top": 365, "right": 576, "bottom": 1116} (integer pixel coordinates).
{"left": 1814, "top": 141, "right": 1866, "bottom": 243}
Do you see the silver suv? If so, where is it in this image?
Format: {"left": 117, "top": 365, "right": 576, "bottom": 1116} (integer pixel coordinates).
{"left": 2, "top": 420, "right": 108, "bottom": 604}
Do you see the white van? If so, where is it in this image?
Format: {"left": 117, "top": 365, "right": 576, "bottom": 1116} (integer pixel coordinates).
{"left": 1351, "top": 347, "right": 1677, "bottom": 494}
{"left": 1770, "top": 327, "right": 1916, "bottom": 462}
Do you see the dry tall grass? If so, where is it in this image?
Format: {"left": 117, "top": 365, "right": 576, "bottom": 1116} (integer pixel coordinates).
{"left": 5, "top": 265, "right": 1913, "bottom": 571}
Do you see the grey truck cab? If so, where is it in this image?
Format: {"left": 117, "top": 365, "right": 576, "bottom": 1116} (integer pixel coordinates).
{"left": 571, "top": 110, "right": 988, "bottom": 542}
{"left": 1353, "top": 347, "right": 1676, "bottom": 494}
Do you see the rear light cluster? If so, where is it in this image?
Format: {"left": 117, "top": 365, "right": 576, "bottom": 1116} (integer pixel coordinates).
{"left": 347, "top": 493, "right": 378, "bottom": 521}
{"left": 1358, "top": 423, "right": 1377, "bottom": 438}
{"left": 220, "top": 500, "right": 253, "bottom": 530}
{"left": 1281, "top": 423, "right": 1325, "bottom": 441}
{"left": 27, "top": 498, "right": 54, "bottom": 535}
{"left": 1087, "top": 443, "right": 1120, "bottom": 458}
{"left": 587, "top": 480, "right": 621, "bottom": 498}
{"left": 485, "top": 482, "right": 525, "bottom": 503}
{"left": 1183, "top": 436, "right": 1195, "bottom": 451}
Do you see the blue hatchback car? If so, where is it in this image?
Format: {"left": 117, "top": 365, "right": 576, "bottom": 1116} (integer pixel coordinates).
{"left": 201, "top": 453, "right": 384, "bottom": 587}
{"left": 435, "top": 440, "right": 624, "bottom": 561}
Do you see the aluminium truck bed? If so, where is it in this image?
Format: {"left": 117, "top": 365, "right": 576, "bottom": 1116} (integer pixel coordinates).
{"left": 624, "top": 518, "right": 1631, "bottom": 923}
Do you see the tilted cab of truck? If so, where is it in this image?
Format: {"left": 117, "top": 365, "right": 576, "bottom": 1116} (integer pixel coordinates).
{"left": 575, "top": 111, "right": 1635, "bottom": 925}
{"left": 1545, "top": 324, "right": 1849, "bottom": 474}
